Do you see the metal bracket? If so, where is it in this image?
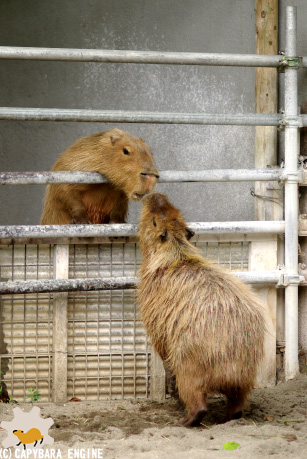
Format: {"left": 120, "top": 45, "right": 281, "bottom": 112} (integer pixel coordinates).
{"left": 277, "top": 273, "right": 305, "bottom": 287}
{"left": 278, "top": 113, "right": 303, "bottom": 130}
{"left": 279, "top": 56, "right": 303, "bottom": 72}
{"left": 279, "top": 170, "right": 303, "bottom": 184}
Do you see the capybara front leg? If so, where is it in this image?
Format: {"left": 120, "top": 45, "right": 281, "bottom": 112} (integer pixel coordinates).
{"left": 225, "top": 387, "right": 247, "bottom": 421}
{"left": 59, "top": 185, "right": 90, "bottom": 224}
{"left": 109, "top": 194, "right": 128, "bottom": 223}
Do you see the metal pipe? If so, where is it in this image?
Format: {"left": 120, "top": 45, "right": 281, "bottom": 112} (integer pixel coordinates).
{"left": 0, "top": 221, "right": 285, "bottom": 239}
{"left": 0, "top": 169, "right": 283, "bottom": 185}
{"left": 0, "top": 276, "right": 138, "bottom": 295}
{"left": 0, "top": 270, "right": 283, "bottom": 295}
{"left": 0, "top": 46, "right": 285, "bottom": 67}
{"left": 0, "top": 107, "right": 282, "bottom": 125}
{"left": 284, "top": 6, "right": 300, "bottom": 380}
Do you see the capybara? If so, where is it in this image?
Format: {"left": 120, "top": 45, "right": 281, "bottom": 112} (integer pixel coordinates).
{"left": 40, "top": 129, "right": 159, "bottom": 224}
{"left": 13, "top": 428, "right": 43, "bottom": 449}
{"left": 138, "top": 193, "right": 265, "bottom": 427}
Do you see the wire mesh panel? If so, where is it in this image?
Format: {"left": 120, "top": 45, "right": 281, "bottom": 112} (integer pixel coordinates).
{"left": 0, "top": 240, "right": 249, "bottom": 401}
{"left": 67, "top": 243, "right": 149, "bottom": 400}
{"left": 66, "top": 241, "right": 249, "bottom": 400}
{"left": 0, "top": 244, "right": 53, "bottom": 401}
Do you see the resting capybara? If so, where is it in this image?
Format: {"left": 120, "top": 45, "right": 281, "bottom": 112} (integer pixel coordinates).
{"left": 40, "top": 128, "right": 159, "bottom": 224}
{"left": 138, "top": 193, "right": 265, "bottom": 427}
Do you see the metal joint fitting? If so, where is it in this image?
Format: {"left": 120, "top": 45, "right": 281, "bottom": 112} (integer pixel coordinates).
{"left": 278, "top": 114, "right": 303, "bottom": 129}
{"left": 277, "top": 274, "right": 305, "bottom": 287}
{"left": 280, "top": 170, "right": 302, "bottom": 183}
{"left": 278, "top": 56, "right": 303, "bottom": 72}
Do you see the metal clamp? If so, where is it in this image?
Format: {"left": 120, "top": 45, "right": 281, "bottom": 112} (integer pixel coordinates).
{"left": 278, "top": 113, "right": 303, "bottom": 130}
{"left": 279, "top": 56, "right": 303, "bottom": 72}
{"left": 279, "top": 170, "right": 303, "bottom": 184}
{"left": 277, "top": 273, "right": 305, "bottom": 287}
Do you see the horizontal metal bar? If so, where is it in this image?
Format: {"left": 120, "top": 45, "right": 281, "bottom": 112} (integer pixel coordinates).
{"left": 0, "top": 46, "right": 288, "bottom": 67}
{"left": 0, "top": 171, "right": 110, "bottom": 185}
{"left": 0, "top": 221, "right": 285, "bottom": 240}
{"left": 235, "top": 271, "right": 283, "bottom": 284}
{"left": 0, "top": 270, "right": 286, "bottom": 294}
{"left": 0, "top": 169, "right": 283, "bottom": 185}
{"left": 190, "top": 221, "right": 285, "bottom": 234}
{"left": 0, "top": 107, "right": 282, "bottom": 125}
{"left": 0, "top": 224, "right": 137, "bottom": 238}
{"left": 0, "top": 276, "right": 137, "bottom": 294}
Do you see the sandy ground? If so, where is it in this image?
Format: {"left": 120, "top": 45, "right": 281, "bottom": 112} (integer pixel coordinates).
{"left": 1, "top": 374, "right": 307, "bottom": 458}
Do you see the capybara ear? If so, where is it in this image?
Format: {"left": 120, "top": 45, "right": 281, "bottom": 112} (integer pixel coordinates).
{"left": 185, "top": 227, "right": 195, "bottom": 240}
{"left": 110, "top": 131, "right": 123, "bottom": 145}
{"left": 159, "top": 229, "right": 168, "bottom": 242}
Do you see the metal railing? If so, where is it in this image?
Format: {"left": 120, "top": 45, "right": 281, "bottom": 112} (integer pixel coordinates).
{"left": 0, "top": 45, "right": 306, "bottom": 68}
{"left": 0, "top": 6, "right": 303, "bottom": 380}
{"left": 0, "top": 107, "right": 306, "bottom": 127}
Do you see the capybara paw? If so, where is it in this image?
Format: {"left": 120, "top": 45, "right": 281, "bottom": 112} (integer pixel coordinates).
{"left": 70, "top": 217, "right": 90, "bottom": 224}
{"left": 179, "top": 409, "right": 208, "bottom": 428}
{"left": 225, "top": 410, "right": 243, "bottom": 423}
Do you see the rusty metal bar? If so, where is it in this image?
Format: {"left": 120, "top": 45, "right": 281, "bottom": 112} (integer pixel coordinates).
{"left": 0, "top": 221, "right": 286, "bottom": 240}
{"left": 0, "top": 271, "right": 285, "bottom": 294}
{"left": 0, "top": 276, "right": 137, "bottom": 294}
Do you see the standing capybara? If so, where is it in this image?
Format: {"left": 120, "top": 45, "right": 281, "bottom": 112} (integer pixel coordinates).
{"left": 40, "top": 128, "right": 159, "bottom": 224}
{"left": 138, "top": 193, "right": 265, "bottom": 427}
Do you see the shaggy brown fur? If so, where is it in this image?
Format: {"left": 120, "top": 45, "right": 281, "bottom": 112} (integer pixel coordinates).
{"left": 41, "top": 129, "right": 159, "bottom": 224}
{"left": 138, "top": 193, "right": 265, "bottom": 427}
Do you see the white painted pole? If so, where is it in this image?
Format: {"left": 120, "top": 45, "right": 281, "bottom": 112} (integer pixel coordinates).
{"left": 52, "top": 245, "right": 69, "bottom": 403}
{"left": 284, "top": 6, "right": 300, "bottom": 380}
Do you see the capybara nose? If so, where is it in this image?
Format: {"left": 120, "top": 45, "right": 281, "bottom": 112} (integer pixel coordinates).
{"left": 140, "top": 173, "right": 159, "bottom": 193}
{"left": 141, "top": 163, "right": 160, "bottom": 180}
{"left": 140, "top": 171, "right": 160, "bottom": 180}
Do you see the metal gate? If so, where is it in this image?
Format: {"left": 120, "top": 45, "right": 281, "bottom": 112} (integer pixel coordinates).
{"left": 0, "top": 6, "right": 306, "bottom": 401}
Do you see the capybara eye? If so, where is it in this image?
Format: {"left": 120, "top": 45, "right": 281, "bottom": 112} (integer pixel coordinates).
{"left": 153, "top": 217, "right": 156, "bottom": 227}
{"left": 123, "top": 148, "right": 130, "bottom": 155}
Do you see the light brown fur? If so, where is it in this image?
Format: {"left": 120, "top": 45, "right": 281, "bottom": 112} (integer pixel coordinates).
{"left": 41, "top": 129, "right": 159, "bottom": 224}
{"left": 138, "top": 193, "right": 265, "bottom": 426}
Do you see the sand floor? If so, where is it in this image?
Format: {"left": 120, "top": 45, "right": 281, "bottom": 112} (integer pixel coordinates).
{"left": 1, "top": 374, "right": 307, "bottom": 458}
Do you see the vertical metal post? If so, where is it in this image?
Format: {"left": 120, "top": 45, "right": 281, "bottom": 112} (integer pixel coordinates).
{"left": 150, "top": 349, "right": 165, "bottom": 401}
{"left": 52, "top": 244, "right": 69, "bottom": 403}
{"left": 284, "top": 6, "right": 300, "bottom": 380}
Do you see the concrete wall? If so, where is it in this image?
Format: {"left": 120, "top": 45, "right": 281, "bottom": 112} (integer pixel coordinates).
{"left": 0, "top": 0, "right": 256, "bottom": 224}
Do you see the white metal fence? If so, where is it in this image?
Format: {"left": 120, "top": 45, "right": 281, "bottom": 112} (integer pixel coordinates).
{"left": 0, "top": 5, "right": 305, "bottom": 399}
{"left": 0, "top": 241, "right": 249, "bottom": 401}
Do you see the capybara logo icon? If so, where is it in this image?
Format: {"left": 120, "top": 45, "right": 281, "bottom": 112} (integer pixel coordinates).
{"left": 1, "top": 406, "right": 54, "bottom": 451}
{"left": 13, "top": 428, "right": 44, "bottom": 450}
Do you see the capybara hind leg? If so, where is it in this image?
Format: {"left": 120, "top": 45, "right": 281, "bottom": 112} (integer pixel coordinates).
{"left": 176, "top": 374, "right": 208, "bottom": 427}
{"left": 179, "top": 391, "right": 208, "bottom": 427}
{"left": 225, "top": 388, "right": 247, "bottom": 421}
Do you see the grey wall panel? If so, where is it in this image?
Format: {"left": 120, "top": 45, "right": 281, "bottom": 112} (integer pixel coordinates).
{"left": 0, "top": 0, "right": 256, "bottom": 224}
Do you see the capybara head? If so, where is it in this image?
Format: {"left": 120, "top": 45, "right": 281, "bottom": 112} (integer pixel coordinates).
{"left": 139, "top": 193, "right": 195, "bottom": 253}
{"left": 57, "top": 128, "right": 159, "bottom": 201}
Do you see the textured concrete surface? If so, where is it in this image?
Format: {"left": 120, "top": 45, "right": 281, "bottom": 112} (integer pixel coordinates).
{"left": 0, "top": 0, "right": 256, "bottom": 224}
{"left": 0, "top": 1, "right": 306, "bottom": 225}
